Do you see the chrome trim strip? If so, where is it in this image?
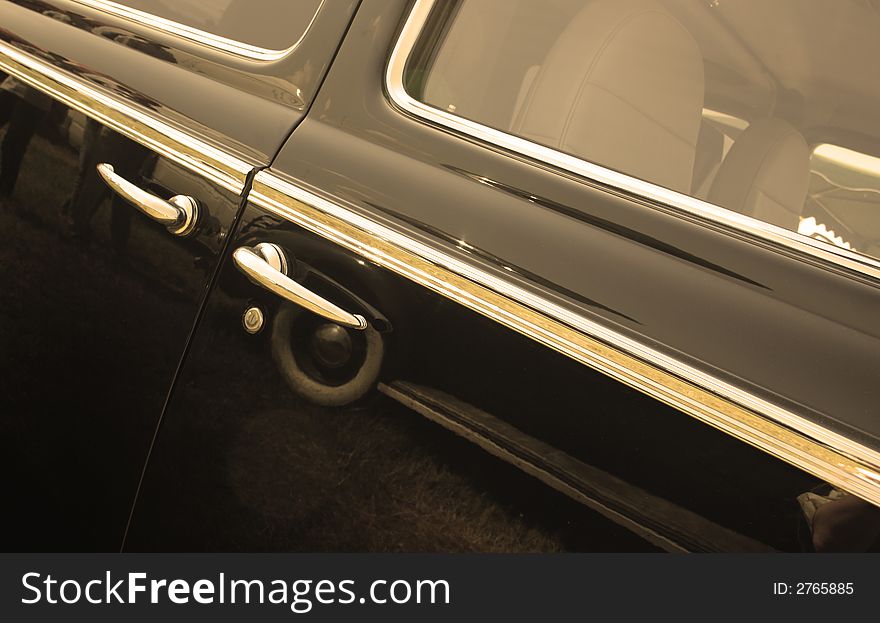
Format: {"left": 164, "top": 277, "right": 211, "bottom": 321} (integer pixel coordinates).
{"left": 250, "top": 169, "right": 880, "bottom": 507}
{"left": 69, "top": 0, "right": 325, "bottom": 62}
{"left": 385, "top": 0, "right": 880, "bottom": 283}
{"left": 0, "top": 40, "right": 251, "bottom": 193}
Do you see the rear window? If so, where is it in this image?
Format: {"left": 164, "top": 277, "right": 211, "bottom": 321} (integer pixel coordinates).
{"left": 111, "top": 0, "right": 322, "bottom": 52}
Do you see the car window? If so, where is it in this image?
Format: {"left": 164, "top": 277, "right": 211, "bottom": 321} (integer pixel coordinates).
{"left": 109, "top": 0, "right": 322, "bottom": 52}
{"left": 403, "top": 0, "right": 880, "bottom": 262}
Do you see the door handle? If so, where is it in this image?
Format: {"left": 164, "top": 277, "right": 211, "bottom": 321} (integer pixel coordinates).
{"left": 96, "top": 163, "right": 199, "bottom": 236}
{"left": 233, "top": 243, "right": 368, "bottom": 330}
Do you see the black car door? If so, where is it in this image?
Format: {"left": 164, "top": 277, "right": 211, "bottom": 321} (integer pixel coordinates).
{"left": 0, "top": 0, "right": 358, "bottom": 550}
{"left": 127, "top": 0, "right": 880, "bottom": 552}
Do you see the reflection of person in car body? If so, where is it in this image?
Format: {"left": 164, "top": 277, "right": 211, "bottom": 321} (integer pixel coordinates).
{"left": 62, "top": 121, "right": 153, "bottom": 256}
{"left": 0, "top": 75, "right": 52, "bottom": 201}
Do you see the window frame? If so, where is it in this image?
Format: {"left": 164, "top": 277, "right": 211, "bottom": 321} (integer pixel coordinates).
{"left": 71, "top": 0, "right": 325, "bottom": 61}
{"left": 384, "top": 0, "right": 880, "bottom": 283}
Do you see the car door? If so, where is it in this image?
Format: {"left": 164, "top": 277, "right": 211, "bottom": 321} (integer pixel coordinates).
{"left": 127, "top": 0, "right": 880, "bottom": 552}
{"left": 0, "top": 0, "right": 358, "bottom": 550}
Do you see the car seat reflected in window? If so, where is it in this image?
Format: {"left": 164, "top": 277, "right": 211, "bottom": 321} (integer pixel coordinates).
{"left": 403, "top": 0, "right": 880, "bottom": 262}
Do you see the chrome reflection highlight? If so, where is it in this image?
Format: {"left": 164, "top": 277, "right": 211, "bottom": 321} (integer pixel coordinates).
{"left": 97, "top": 163, "right": 199, "bottom": 236}
{"left": 233, "top": 243, "right": 368, "bottom": 330}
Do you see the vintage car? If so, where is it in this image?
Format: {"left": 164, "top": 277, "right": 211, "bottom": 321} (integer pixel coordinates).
{"left": 1, "top": 0, "right": 878, "bottom": 553}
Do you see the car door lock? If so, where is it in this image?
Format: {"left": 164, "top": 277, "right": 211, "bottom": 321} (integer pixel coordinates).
{"left": 242, "top": 306, "right": 265, "bottom": 334}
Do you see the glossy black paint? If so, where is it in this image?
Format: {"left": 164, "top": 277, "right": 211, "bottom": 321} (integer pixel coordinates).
{"left": 0, "top": 95, "right": 244, "bottom": 549}
{"left": 0, "top": 0, "right": 366, "bottom": 551}
{"left": 3, "top": 0, "right": 877, "bottom": 553}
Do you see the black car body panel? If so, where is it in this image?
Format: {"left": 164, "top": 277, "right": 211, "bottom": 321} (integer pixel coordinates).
{"left": 2, "top": 0, "right": 879, "bottom": 552}
{"left": 0, "top": 0, "right": 352, "bottom": 549}
{"left": 0, "top": 98, "right": 244, "bottom": 549}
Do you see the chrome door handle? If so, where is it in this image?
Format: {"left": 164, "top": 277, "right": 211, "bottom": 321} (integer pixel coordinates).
{"left": 233, "top": 243, "right": 368, "bottom": 330}
{"left": 96, "top": 163, "right": 199, "bottom": 236}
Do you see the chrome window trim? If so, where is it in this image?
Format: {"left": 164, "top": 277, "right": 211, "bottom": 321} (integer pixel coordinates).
{"left": 384, "top": 0, "right": 880, "bottom": 283}
{"left": 250, "top": 169, "right": 880, "bottom": 508}
{"left": 69, "top": 0, "right": 325, "bottom": 62}
{"left": 0, "top": 40, "right": 252, "bottom": 192}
